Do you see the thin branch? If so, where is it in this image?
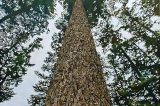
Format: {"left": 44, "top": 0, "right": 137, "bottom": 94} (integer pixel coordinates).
{"left": 119, "top": 47, "right": 142, "bottom": 78}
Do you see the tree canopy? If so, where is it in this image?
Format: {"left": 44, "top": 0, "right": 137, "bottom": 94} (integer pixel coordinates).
{"left": 0, "top": 0, "right": 55, "bottom": 102}
{"left": 99, "top": 0, "right": 160, "bottom": 105}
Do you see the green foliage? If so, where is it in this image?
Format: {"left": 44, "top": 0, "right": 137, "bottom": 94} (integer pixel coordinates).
{"left": 0, "top": 35, "right": 43, "bottom": 102}
{"left": 142, "top": 0, "right": 160, "bottom": 16}
{"left": 61, "top": 0, "right": 105, "bottom": 26}
{"left": 99, "top": 0, "right": 160, "bottom": 105}
{"left": 83, "top": 0, "right": 105, "bottom": 26}
{"left": 0, "top": 0, "right": 56, "bottom": 102}
{"left": 0, "top": 0, "right": 55, "bottom": 23}
{"left": 28, "top": 52, "right": 55, "bottom": 106}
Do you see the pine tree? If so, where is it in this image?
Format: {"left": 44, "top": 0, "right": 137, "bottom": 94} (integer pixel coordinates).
{"left": 29, "top": 0, "right": 160, "bottom": 105}
{"left": 0, "top": 0, "right": 55, "bottom": 102}
{"left": 45, "top": 0, "right": 111, "bottom": 105}
{"left": 99, "top": 0, "right": 160, "bottom": 105}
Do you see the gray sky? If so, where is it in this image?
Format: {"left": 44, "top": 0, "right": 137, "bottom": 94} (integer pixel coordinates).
{"left": 0, "top": 3, "right": 63, "bottom": 106}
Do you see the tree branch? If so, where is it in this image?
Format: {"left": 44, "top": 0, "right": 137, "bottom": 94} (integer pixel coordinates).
{"left": 0, "top": 5, "right": 33, "bottom": 24}
{"left": 119, "top": 47, "right": 142, "bottom": 78}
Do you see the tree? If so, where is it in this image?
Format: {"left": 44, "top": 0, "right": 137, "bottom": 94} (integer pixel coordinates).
{"left": 45, "top": 0, "right": 111, "bottom": 105}
{"left": 29, "top": 0, "right": 160, "bottom": 105}
{"left": 0, "top": 0, "right": 55, "bottom": 102}
{"left": 29, "top": 0, "right": 109, "bottom": 105}
{"left": 0, "top": 35, "right": 42, "bottom": 102}
{"left": 99, "top": 0, "right": 160, "bottom": 105}
{"left": 28, "top": 16, "right": 65, "bottom": 106}
{"left": 62, "top": 0, "right": 105, "bottom": 26}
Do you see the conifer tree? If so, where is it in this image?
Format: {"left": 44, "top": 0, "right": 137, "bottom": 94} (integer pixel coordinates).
{"left": 45, "top": 0, "right": 111, "bottom": 105}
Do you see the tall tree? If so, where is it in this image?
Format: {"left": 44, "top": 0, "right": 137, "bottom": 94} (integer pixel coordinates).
{"left": 29, "top": 0, "right": 107, "bottom": 105}
{"left": 29, "top": 0, "right": 160, "bottom": 105}
{"left": 45, "top": 0, "right": 111, "bottom": 105}
{"left": 28, "top": 17, "right": 65, "bottom": 106}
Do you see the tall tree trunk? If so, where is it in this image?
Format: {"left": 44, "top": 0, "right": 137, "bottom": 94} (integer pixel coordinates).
{"left": 45, "top": 0, "right": 111, "bottom": 105}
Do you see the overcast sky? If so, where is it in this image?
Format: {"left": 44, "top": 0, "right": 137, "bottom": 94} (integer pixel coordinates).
{"left": 0, "top": 3, "right": 63, "bottom": 106}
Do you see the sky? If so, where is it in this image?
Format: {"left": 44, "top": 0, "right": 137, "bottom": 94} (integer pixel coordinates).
{"left": 0, "top": 3, "right": 63, "bottom": 106}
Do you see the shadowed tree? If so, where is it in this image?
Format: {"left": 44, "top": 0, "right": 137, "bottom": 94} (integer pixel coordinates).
{"left": 45, "top": 0, "right": 111, "bottom": 105}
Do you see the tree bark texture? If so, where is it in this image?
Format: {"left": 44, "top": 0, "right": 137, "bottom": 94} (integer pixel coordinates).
{"left": 45, "top": 0, "right": 111, "bottom": 105}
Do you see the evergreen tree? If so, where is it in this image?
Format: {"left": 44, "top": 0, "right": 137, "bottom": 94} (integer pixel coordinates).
{"left": 45, "top": 0, "right": 111, "bottom": 105}
{"left": 99, "top": 0, "right": 160, "bottom": 105}
{"left": 28, "top": 16, "right": 66, "bottom": 106}
{"left": 29, "top": 0, "right": 160, "bottom": 105}
{"left": 29, "top": 0, "right": 109, "bottom": 105}
{"left": 0, "top": 0, "right": 55, "bottom": 102}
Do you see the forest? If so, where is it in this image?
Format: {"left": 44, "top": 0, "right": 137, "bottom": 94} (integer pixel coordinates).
{"left": 0, "top": 0, "right": 160, "bottom": 105}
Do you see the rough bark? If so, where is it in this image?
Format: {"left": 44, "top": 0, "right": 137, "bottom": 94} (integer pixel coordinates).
{"left": 45, "top": 0, "right": 111, "bottom": 105}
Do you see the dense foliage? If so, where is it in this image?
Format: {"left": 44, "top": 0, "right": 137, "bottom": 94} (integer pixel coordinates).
{"left": 0, "top": 0, "right": 55, "bottom": 102}
{"left": 142, "top": 0, "right": 160, "bottom": 15}
{"left": 99, "top": 0, "right": 160, "bottom": 105}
